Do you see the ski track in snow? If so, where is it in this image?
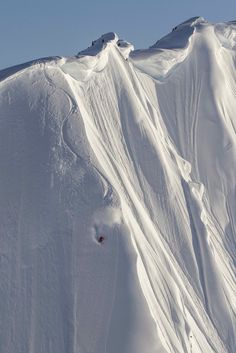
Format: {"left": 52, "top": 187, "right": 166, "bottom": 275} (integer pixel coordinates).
{"left": 0, "top": 17, "right": 235, "bottom": 353}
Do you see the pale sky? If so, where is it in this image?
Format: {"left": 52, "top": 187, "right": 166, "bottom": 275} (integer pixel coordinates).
{"left": 0, "top": 0, "right": 236, "bottom": 69}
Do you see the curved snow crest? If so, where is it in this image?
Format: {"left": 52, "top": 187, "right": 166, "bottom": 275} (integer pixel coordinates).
{"left": 0, "top": 56, "right": 62, "bottom": 84}
{"left": 78, "top": 32, "right": 134, "bottom": 59}
{"left": 130, "top": 17, "right": 236, "bottom": 80}
{"left": 130, "top": 17, "right": 204, "bottom": 79}
{"left": 61, "top": 32, "right": 134, "bottom": 81}
{"left": 78, "top": 32, "right": 119, "bottom": 56}
{"left": 151, "top": 16, "right": 205, "bottom": 50}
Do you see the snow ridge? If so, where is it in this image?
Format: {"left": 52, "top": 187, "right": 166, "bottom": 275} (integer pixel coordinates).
{"left": 0, "top": 17, "right": 235, "bottom": 353}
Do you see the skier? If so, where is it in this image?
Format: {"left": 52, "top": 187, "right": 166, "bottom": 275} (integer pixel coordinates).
{"left": 98, "top": 235, "right": 105, "bottom": 244}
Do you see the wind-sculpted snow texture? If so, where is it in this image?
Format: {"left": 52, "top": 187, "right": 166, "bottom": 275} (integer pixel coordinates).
{"left": 0, "top": 17, "right": 235, "bottom": 353}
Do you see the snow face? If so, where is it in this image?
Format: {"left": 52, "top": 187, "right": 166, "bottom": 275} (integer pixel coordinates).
{"left": 0, "top": 17, "right": 235, "bottom": 353}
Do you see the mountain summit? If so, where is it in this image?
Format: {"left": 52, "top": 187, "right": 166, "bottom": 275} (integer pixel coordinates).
{"left": 0, "top": 18, "right": 235, "bottom": 353}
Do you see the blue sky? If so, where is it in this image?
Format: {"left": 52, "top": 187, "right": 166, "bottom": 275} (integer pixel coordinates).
{"left": 0, "top": 0, "right": 235, "bottom": 69}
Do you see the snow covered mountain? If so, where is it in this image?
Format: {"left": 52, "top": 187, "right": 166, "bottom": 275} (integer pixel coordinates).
{"left": 0, "top": 16, "right": 235, "bottom": 353}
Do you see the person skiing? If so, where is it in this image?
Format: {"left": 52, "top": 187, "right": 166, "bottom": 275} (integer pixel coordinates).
{"left": 98, "top": 235, "right": 105, "bottom": 244}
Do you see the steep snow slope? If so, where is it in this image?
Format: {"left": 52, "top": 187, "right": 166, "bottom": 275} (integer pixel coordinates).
{"left": 0, "top": 17, "right": 235, "bottom": 353}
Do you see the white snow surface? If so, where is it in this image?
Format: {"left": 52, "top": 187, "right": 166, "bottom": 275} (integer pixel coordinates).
{"left": 0, "top": 17, "right": 236, "bottom": 353}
